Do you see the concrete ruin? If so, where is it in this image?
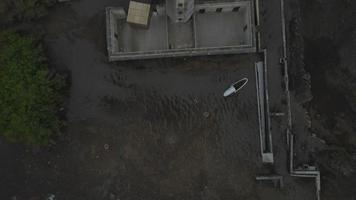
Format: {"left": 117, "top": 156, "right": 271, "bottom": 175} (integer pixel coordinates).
{"left": 255, "top": 60, "right": 274, "bottom": 163}
{"left": 105, "top": 0, "right": 321, "bottom": 199}
{"left": 166, "top": 0, "right": 195, "bottom": 23}
{"left": 106, "top": 0, "right": 255, "bottom": 61}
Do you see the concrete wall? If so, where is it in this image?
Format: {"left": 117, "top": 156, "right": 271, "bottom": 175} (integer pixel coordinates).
{"left": 255, "top": 60, "right": 274, "bottom": 163}
{"left": 106, "top": 8, "right": 126, "bottom": 57}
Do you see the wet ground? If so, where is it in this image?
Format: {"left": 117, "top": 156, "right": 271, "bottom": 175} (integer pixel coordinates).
{"left": 0, "top": 0, "right": 321, "bottom": 199}
{"left": 0, "top": 61, "right": 263, "bottom": 198}
{"left": 287, "top": 0, "right": 356, "bottom": 199}
{"left": 1, "top": 1, "right": 264, "bottom": 199}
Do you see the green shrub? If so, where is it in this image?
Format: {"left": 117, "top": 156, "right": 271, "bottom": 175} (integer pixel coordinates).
{"left": 0, "top": 0, "right": 55, "bottom": 26}
{"left": 0, "top": 31, "right": 64, "bottom": 145}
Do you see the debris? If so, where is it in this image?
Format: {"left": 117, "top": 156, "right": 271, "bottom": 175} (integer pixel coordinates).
{"left": 47, "top": 194, "right": 55, "bottom": 200}
{"left": 109, "top": 193, "right": 116, "bottom": 200}
{"left": 270, "top": 112, "right": 285, "bottom": 117}
{"left": 311, "top": 133, "right": 326, "bottom": 144}
{"left": 193, "top": 98, "right": 199, "bottom": 104}
{"left": 104, "top": 143, "right": 110, "bottom": 150}
{"left": 279, "top": 57, "right": 285, "bottom": 65}
{"left": 256, "top": 175, "right": 284, "bottom": 188}
{"left": 203, "top": 112, "right": 210, "bottom": 118}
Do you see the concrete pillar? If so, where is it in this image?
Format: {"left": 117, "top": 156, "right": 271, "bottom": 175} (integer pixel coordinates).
{"left": 166, "top": 0, "right": 194, "bottom": 23}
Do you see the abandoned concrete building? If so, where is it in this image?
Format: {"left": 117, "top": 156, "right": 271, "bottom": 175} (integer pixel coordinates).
{"left": 106, "top": 0, "right": 255, "bottom": 61}
{"left": 105, "top": 1, "right": 321, "bottom": 199}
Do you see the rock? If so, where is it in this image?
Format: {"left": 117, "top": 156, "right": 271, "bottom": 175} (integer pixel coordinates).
{"left": 109, "top": 193, "right": 116, "bottom": 200}
{"left": 104, "top": 143, "right": 110, "bottom": 151}
{"left": 194, "top": 98, "right": 199, "bottom": 104}
{"left": 203, "top": 112, "right": 210, "bottom": 118}
{"left": 47, "top": 194, "right": 55, "bottom": 200}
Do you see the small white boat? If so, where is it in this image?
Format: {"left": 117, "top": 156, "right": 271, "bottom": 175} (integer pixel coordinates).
{"left": 223, "top": 78, "right": 248, "bottom": 97}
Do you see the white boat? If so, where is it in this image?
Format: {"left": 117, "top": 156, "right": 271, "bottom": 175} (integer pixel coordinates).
{"left": 223, "top": 78, "right": 248, "bottom": 97}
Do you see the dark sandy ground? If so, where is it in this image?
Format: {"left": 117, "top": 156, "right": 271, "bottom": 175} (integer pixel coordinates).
{"left": 0, "top": 0, "right": 322, "bottom": 199}
{"left": 286, "top": 0, "right": 356, "bottom": 199}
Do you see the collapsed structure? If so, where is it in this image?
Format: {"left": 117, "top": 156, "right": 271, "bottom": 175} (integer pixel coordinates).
{"left": 106, "top": 0, "right": 255, "bottom": 61}
{"left": 106, "top": 0, "right": 273, "bottom": 164}
{"left": 105, "top": 1, "right": 321, "bottom": 199}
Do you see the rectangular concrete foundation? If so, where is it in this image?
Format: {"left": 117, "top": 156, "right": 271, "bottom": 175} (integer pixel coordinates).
{"left": 106, "top": 1, "right": 255, "bottom": 61}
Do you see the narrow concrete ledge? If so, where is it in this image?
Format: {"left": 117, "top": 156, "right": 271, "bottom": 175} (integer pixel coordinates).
{"left": 256, "top": 175, "right": 284, "bottom": 188}
{"left": 255, "top": 60, "right": 274, "bottom": 164}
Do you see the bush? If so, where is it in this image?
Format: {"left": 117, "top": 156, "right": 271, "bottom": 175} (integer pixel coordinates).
{"left": 0, "top": 0, "right": 55, "bottom": 26}
{"left": 0, "top": 31, "right": 64, "bottom": 145}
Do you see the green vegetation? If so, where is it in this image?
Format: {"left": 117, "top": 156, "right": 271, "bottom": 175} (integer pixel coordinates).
{"left": 0, "top": 31, "right": 64, "bottom": 145}
{"left": 0, "top": 0, "right": 54, "bottom": 26}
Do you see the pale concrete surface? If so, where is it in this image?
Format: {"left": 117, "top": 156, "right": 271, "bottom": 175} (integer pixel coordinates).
{"left": 167, "top": 18, "right": 195, "bottom": 49}
{"left": 107, "top": 1, "right": 254, "bottom": 60}
{"left": 194, "top": 10, "right": 251, "bottom": 47}
{"left": 119, "top": 15, "right": 168, "bottom": 52}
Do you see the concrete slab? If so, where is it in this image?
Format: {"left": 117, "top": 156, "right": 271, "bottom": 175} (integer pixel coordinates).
{"left": 118, "top": 15, "right": 168, "bottom": 52}
{"left": 167, "top": 18, "right": 195, "bottom": 49}
{"left": 194, "top": 6, "right": 252, "bottom": 48}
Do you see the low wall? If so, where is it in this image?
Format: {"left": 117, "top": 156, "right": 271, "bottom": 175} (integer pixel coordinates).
{"left": 255, "top": 60, "right": 274, "bottom": 163}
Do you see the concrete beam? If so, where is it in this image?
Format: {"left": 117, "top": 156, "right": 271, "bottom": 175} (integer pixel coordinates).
{"left": 255, "top": 60, "right": 274, "bottom": 163}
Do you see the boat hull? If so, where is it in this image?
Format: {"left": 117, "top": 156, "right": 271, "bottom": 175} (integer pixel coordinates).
{"left": 223, "top": 78, "right": 248, "bottom": 97}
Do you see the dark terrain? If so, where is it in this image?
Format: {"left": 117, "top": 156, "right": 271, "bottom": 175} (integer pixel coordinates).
{"left": 288, "top": 0, "right": 356, "bottom": 199}
{"left": 1, "top": 1, "right": 270, "bottom": 199}
{"left": 0, "top": 0, "right": 355, "bottom": 199}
